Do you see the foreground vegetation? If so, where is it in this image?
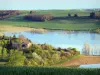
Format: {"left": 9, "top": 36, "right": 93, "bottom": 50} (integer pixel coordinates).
{"left": 0, "top": 35, "right": 80, "bottom": 66}
{"left": 0, "top": 66, "right": 100, "bottom": 75}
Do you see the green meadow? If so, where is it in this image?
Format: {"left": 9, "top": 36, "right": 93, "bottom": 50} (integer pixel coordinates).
{"left": 0, "top": 10, "right": 100, "bottom": 31}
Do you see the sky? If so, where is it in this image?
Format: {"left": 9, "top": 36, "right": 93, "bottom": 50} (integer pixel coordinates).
{"left": 0, "top": 0, "right": 100, "bottom": 10}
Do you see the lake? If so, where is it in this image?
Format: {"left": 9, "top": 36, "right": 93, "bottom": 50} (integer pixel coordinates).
{"left": 4, "top": 31, "right": 100, "bottom": 55}
{"left": 79, "top": 64, "right": 100, "bottom": 68}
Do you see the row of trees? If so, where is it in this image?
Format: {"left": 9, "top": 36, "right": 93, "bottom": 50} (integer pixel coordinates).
{"left": 68, "top": 13, "right": 78, "bottom": 17}
{"left": 24, "top": 11, "right": 100, "bottom": 22}
{"left": 0, "top": 10, "right": 20, "bottom": 19}
{"left": 24, "top": 14, "right": 53, "bottom": 22}
{"left": 82, "top": 43, "right": 100, "bottom": 55}
{"left": 67, "top": 12, "right": 100, "bottom": 18}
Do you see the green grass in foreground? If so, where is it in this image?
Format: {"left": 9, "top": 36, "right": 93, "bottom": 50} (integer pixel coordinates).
{"left": 0, "top": 66, "right": 100, "bottom": 75}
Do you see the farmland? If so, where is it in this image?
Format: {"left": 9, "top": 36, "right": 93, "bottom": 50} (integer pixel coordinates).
{"left": 0, "top": 10, "right": 100, "bottom": 31}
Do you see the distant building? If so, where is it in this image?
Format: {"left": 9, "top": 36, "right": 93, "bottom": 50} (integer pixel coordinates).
{"left": 6, "top": 35, "right": 32, "bottom": 50}
{"left": 19, "top": 35, "right": 32, "bottom": 48}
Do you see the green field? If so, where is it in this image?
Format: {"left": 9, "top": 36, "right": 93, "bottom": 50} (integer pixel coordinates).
{"left": 0, "top": 10, "right": 100, "bottom": 31}
{"left": 0, "top": 66, "right": 100, "bottom": 75}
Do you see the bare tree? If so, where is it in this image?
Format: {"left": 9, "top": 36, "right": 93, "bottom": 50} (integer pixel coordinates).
{"left": 82, "top": 43, "right": 90, "bottom": 55}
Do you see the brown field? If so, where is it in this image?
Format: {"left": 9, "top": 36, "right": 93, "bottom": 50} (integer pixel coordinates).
{"left": 58, "top": 55, "right": 100, "bottom": 67}
{"left": 0, "top": 25, "right": 33, "bottom": 32}
{"left": 0, "top": 25, "right": 47, "bottom": 33}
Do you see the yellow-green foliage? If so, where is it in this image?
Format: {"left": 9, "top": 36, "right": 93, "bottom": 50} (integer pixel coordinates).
{"left": 7, "top": 50, "right": 26, "bottom": 66}
{"left": 95, "top": 28, "right": 100, "bottom": 33}
{"left": 0, "top": 33, "right": 4, "bottom": 36}
{"left": 0, "top": 37, "right": 80, "bottom": 66}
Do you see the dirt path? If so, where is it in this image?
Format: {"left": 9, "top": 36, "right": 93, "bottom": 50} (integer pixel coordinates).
{"left": 58, "top": 55, "right": 100, "bottom": 67}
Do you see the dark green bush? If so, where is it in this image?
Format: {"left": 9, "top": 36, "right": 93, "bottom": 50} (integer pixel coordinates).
{"left": 0, "top": 66, "right": 100, "bottom": 75}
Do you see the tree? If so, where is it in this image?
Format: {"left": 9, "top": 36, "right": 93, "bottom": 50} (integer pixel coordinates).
{"left": 13, "top": 34, "right": 16, "bottom": 39}
{"left": 68, "top": 13, "right": 71, "bottom": 17}
{"left": 30, "top": 11, "right": 32, "bottom": 14}
{"left": 30, "top": 59, "right": 38, "bottom": 66}
{"left": 90, "top": 12, "right": 95, "bottom": 18}
{"left": 0, "top": 46, "right": 2, "bottom": 58}
{"left": 32, "top": 52, "right": 43, "bottom": 65}
{"left": 95, "top": 12, "right": 100, "bottom": 18}
{"left": 41, "top": 44, "right": 54, "bottom": 50}
{"left": 82, "top": 43, "right": 90, "bottom": 55}
{"left": 0, "top": 40, "right": 7, "bottom": 59}
{"left": 32, "top": 44, "right": 42, "bottom": 50}
{"left": 7, "top": 50, "right": 26, "bottom": 66}
{"left": 24, "top": 59, "right": 32, "bottom": 66}
{"left": 3, "top": 48, "right": 7, "bottom": 58}
{"left": 74, "top": 14, "right": 78, "bottom": 17}
{"left": 51, "top": 53, "right": 60, "bottom": 63}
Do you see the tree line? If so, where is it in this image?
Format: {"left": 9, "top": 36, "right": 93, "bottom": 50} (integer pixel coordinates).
{"left": 0, "top": 10, "right": 20, "bottom": 19}
{"left": 24, "top": 11, "right": 100, "bottom": 22}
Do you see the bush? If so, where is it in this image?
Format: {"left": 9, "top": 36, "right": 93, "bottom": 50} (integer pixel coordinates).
{"left": 68, "top": 13, "right": 71, "bottom": 17}
{"left": 24, "top": 14, "right": 53, "bottom": 22}
{"left": 90, "top": 12, "right": 95, "bottom": 18}
{"left": 95, "top": 28, "right": 100, "bottom": 33}
{"left": 7, "top": 50, "right": 26, "bottom": 66}
{"left": 74, "top": 14, "right": 78, "bottom": 17}
{"left": 32, "top": 52, "right": 43, "bottom": 65}
{"left": 0, "top": 10, "right": 20, "bottom": 19}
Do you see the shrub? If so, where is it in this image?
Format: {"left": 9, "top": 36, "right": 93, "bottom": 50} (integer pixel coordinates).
{"left": 0, "top": 10, "right": 20, "bottom": 19}
{"left": 7, "top": 50, "right": 26, "bottom": 66}
{"left": 95, "top": 28, "right": 100, "bottom": 33}
{"left": 24, "top": 14, "right": 53, "bottom": 22}
{"left": 68, "top": 13, "right": 71, "bottom": 17}
{"left": 90, "top": 12, "right": 95, "bottom": 18}
{"left": 32, "top": 52, "right": 43, "bottom": 65}
{"left": 74, "top": 14, "right": 78, "bottom": 17}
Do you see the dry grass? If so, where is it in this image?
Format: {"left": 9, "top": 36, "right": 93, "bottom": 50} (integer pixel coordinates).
{"left": 0, "top": 25, "right": 47, "bottom": 33}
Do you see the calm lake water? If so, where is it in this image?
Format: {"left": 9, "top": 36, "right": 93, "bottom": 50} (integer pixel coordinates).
{"left": 79, "top": 64, "right": 100, "bottom": 68}
{"left": 4, "top": 31, "right": 100, "bottom": 55}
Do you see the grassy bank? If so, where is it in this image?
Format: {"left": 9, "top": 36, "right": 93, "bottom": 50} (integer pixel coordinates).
{"left": 55, "top": 53, "right": 80, "bottom": 65}
{"left": 0, "top": 66, "right": 100, "bottom": 75}
{"left": 0, "top": 19, "right": 100, "bottom": 31}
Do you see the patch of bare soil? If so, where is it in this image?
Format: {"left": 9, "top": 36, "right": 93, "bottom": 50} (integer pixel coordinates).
{"left": 58, "top": 55, "right": 100, "bottom": 67}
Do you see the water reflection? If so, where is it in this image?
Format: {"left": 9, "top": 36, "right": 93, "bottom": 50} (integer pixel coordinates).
{"left": 79, "top": 64, "right": 100, "bottom": 68}
{"left": 90, "top": 33, "right": 95, "bottom": 40}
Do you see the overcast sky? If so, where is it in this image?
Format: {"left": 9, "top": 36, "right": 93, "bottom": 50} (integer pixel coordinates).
{"left": 0, "top": 0, "right": 100, "bottom": 10}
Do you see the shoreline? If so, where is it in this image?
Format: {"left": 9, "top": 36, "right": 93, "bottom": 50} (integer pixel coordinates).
{"left": 0, "top": 25, "right": 99, "bottom": 33}
{"left": 0, "top": 25, "right": 47, "bottom": 33}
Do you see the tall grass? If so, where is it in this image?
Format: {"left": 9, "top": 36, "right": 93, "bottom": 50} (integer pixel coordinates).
{"left": 0, "top": 66, "right": 100, "bottom": 75}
